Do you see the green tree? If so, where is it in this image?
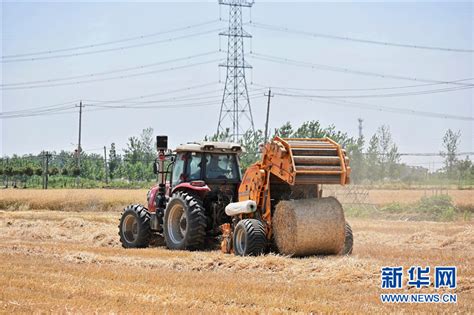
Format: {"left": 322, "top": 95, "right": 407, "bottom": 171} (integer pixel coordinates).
{"left": 140, "top": 127, "right": 155, "bottom": 158}
{"left": 122, "top": 128, "right": 156, "bottom": 181}
{"left": 108, "top": 143, "right": 120, "bottom": 179}
{"left": 441, "top": 129, "right": 461, "bottom": 179}
{"left": 366, "top": 125, "right": 400, "bottom": 180}
{"left": 24, "top": 166, "right": 34, "bottom": 177}
{"left": 376, "top": 126, "right": 396, "bottom": 178}
{"left": 124, "top": 136, "right": 143, "bottom": 164}
{"left": 293, "top": 121, "right": 323, "bottom": 138}
{"left": 240, "top": 129, "right": 264, "bottom": 169}
{"left": 387, "top": 143, "right": 401, "bottom": 179}
{"left": 456, "top": 156, "right": 472, "bottom": 183}
{"left": 366, "top": 134, "right": 380, "bottom": 182}
{"left": 274, "top": 122, "right": 293, "bottom": 138}
{"left": 347, "top": 136, "right": 366, "bottom": 183}
{"left": 34, "top": 168, "right": 43, "bottom": 176}
{"left": 50, "top": 167, "right": 59, "bottom": 176}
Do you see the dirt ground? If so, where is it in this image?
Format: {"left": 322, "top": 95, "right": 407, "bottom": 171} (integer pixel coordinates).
{"left": 1, "top": 207, "right": 472, "bottom": 313}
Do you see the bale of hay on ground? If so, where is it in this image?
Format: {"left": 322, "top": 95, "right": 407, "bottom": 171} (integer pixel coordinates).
{"left": 273, "top": 197, "right": 345, "bottom": 256}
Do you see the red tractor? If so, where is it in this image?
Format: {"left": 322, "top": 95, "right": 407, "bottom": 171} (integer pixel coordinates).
{"left": 119, "top": 136, "right": 244, "bottom": 250}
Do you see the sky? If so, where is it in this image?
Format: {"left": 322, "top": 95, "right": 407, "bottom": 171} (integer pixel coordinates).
{"left": 1, "top": 1, "right": 473, "bottom": 169}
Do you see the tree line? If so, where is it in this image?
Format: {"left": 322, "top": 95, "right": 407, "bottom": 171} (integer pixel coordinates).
{"left": 1, "top": 122, "right": 472, "bottom": 188}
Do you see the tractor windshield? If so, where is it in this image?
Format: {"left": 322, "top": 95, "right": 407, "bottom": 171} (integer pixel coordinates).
{"left": 171, "top": 152, "right": 240, "bottom": 184}
{"left": 204, "top": 154, "right": 239, "bottom": 180}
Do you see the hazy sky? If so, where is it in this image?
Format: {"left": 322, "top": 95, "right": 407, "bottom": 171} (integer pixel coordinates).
{"left": 1, "top": 1, "right": 473, "bottom": 169}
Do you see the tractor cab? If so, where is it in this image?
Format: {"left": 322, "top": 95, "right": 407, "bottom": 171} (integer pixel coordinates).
{"left": 171, "top": 142, "right": 243, "bottom": 189}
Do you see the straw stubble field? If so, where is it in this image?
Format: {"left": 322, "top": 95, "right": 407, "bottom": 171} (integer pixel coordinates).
{"left": 0, "top": 189, "right": 473, "bottom": 313}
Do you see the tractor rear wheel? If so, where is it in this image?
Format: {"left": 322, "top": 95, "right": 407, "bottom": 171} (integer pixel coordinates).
{"left": 233, "top": 219, "right": 267, "bottom": 256}
{"left": 340, "top": 222, "right": 354, "bottom": 255}
{"left": 163, "top": 192, "right": 207, "bottom": 250}
{"left": 119, "top": 204, "right": 151, "bottom": 248}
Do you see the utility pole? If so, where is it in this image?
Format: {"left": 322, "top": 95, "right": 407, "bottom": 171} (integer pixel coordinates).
{"left": 42, "top": 151, "right": 51, "bottom": 189}
{"left": 42, "top": 151, "right": 45, "bottom": 189}
{"left": 358, "top": 118, "right": 363, "bottom": 139}
{"left": 103, "top": 146, "right": 108, "bottom": 184}
{"left": 45, "top": 152, "right": 51, "bottom": 189}
{"left": 5, "top": 157, "right": 9, "bottom": 188}
{"left": 76, "top": 101, "right": 83, "bottom": 185}
{"left": 264, "top": 88, "right": 274, "bottom": 144}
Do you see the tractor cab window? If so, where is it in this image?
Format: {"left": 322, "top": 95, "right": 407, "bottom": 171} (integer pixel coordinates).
{"left": 204, "top": 154, "right": 239, "bottom": 180}
{"left": 171, "top": 154, "right": 185, "bottom": 184}
{"left": 187, "top": 153, "right": 202, "bottom": 180}
{"left": 172, "top": 152, "right": 203, "bottom": 184}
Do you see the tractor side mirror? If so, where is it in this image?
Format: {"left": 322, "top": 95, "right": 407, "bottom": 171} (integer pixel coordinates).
{"left": 153, "top": 161, "right": 159, "bottom": 174}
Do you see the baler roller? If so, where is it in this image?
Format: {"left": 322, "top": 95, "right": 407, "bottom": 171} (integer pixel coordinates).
{"left": 286, "top": 140, "right": 335, "bottom": 147}
{"left": 295, "top": 165, "right": 342, "bottom": 172}
{"left": 291, "top": 148, "right": 339, "bottom": 156}
{"left": 293, "top": 156, "right": 349, "bottom": 166}
{"left": 285, "top": 138, "right": 350, "bottom": 186}
{"left": 294, "top": 175, "right": 341, "bottom": 185}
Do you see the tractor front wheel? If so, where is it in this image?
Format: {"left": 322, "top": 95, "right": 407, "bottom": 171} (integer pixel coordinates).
{"left": 119, "top": 204, "right": 151, "bottom": 248}
{"left": 163, "top": 192, "right": 207, "bottom": 250}
{"left": 233, "top": 219, "right": 267, "bottom": 256}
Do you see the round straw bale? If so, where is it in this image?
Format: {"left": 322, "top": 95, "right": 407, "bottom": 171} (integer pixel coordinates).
{"left": 273, "top": 197, "right": 345, "bottom": 256}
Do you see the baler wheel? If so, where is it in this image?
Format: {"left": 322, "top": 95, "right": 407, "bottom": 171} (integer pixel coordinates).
{"left": 340, "top": 222, "right": 354, "bottom": 255}
{"left": 118, "top": 204, "right": 151, "bottom": 248}
{"left": 233, "top": 219, "right": 267, "bottom": 256}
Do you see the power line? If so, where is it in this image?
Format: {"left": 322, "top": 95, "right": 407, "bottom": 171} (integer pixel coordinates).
{"left": 398, "top": 152, "right": 473, "bottom": 156}
{"left": 2, "top": 59, "right": 221, "bottom": 90}
{"left": 0, "top": 100, "right": 79, "bottom": 116}
{"left": 250, "top": 52, "right": 474, "bottom": 86}
{"left": 251, "top": 78, "right": 474, "bottom": 92}
{"left": 1, "top": 82, "right": 221, "bottom": 118}
{"left": 270, "top": 85, "right": 472, "bottom": 99}
{"left": 84, "top": 87, "right": 267, "bottom": 106}
{"left": 274, "top": 90, "right": 474, "bottom": 121}
{"left": 85, "top": 89, "right": 222, "bottom": 105}
{"left": 2, "top": 20, "right": 220, "bottom": 59}
{"left": 1, "top": 51, "right": 220, "bottom": 88}
{"left": 0, "top": 105, "right": 78, "bottom": 119}
{"left": 1, "top": 93, "right": 266, "bottom": 119}
{"left": 2, "top": 28, "right": 222, "bottom": 63}
{"left": 249, "top": 21, "right": 474, "bottom": 53}
{"left": 87, "top": 92, "right": 266, "bottom": 110}
{"left": 68, "top": 93, "right": 266, "bottom": 117}
{"left": 91, "top": 81, "right": 221, "bottom": 103}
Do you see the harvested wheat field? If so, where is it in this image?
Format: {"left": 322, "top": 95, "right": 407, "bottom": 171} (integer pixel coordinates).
{"left": 0, "top": 189, "right": 473, "bottom": 313}
{"left": 323, "top": 187, "right": 473, "bottom": 207}
{"left": 1, "top": 188, "right": 472, "bottom": 212}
